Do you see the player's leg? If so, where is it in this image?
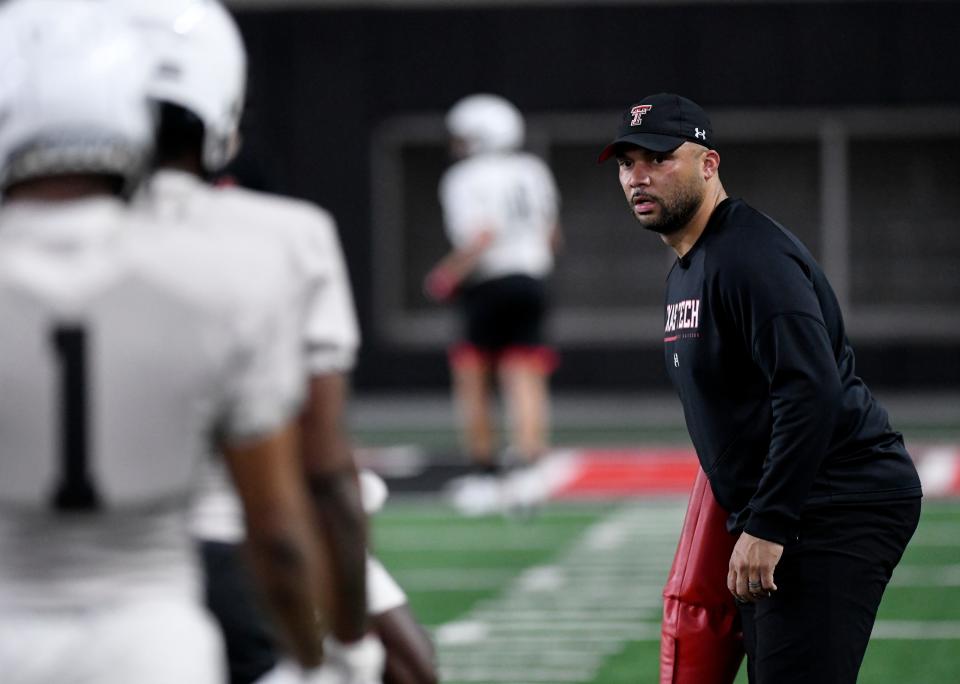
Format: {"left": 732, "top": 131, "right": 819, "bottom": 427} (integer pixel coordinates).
{"left": 660, "top": 467, "right": 743, "bottom": 684}
{"left": 498, "top": 351, "right": 553, "bottom": 464}
{"left": 496, "top": 352, "right": 556, "bottom": 513}
{"left": 494, "top": 274, "right": 556, "bottom": 466}
{"left": 491, "top": 275, "right": 557, "bottom": 514}
{"left": 451, "top": 278, "right": 501, "bottom": 474}
{"left": 447, "top": 283, "right": 506, "bottom": 517}
{"left": 449, "top": 345, "right": 496, "bottom": 471}
{"left": 447, "top": 349, "right": 504, "bottom": 514}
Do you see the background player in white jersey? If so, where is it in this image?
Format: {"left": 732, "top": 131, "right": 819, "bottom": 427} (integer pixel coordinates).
{"left": 425, "top": 94, "right": 562, "bottom": 515}
{"left": 0, "top": 2, "right": 331, "bottom": 682}
{"left": 112, "top": 1, "right": 436, "bottom": 682}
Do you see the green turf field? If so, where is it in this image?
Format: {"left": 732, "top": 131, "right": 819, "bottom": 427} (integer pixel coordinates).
{"left": 360, "top": 399, "right": 960, "bottom": 683}
{"left": 371, "top": 497, "right": 960, "bottom": 684}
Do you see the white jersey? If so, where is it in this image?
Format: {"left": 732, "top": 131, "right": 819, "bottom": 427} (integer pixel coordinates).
{"left": 140, "top": 170, "right": 360, "bottom": 373}
{"left": 133, "top": 170, "right": 360, "bottom": 542}
{"left": 439, "top": 151, "right": 560, "bottom": 281}
{"left": 0, "top": 197, "right": 303, "bottom": 611}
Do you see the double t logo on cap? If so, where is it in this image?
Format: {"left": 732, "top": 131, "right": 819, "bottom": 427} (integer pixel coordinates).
{"left": 630, "top": 104, "right": 653, "bottom": 127}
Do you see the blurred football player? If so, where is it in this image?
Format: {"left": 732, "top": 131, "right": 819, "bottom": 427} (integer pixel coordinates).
{"left": 112, "top": 1, "right": 436, "bottom": 682}
{"left": 0, "top": 2, "right": 329, "bottom": 682}
{"left": 426, "top": 94, "right": 562, "bottom": 515}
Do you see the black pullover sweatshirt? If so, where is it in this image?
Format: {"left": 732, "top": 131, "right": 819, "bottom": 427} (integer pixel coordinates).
{"left": 663, "top": 198, "right": 922, "bottom": 545}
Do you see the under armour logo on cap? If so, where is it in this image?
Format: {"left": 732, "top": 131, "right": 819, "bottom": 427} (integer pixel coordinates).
{"left": 695, "top": 128, "right": 707, "bottom": 140}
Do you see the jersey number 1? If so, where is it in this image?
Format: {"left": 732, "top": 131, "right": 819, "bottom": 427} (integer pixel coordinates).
{"left": 50, "top": 326, "right": 100, "bottom": 512}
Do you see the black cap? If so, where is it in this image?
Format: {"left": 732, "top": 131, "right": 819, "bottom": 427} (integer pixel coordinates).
{"left": 597, "top": 93, "right": 713, "bottom": 163}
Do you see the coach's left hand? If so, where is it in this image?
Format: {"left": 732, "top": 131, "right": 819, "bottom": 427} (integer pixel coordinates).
{"left": 728, "top": 532, "right": 783, "bottom": 603}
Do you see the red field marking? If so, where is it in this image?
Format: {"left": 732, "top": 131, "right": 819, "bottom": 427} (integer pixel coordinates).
{"left": 555, "top": 448, "right": 700, "bottom": 498}
{"left": 552, "top": 445, "right": 960, "bottom": 499}
{"left": 950, "top": 453, "right": 960, "bottom": 494}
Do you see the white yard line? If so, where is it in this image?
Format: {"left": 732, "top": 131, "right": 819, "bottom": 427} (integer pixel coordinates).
{"left": 907, "top": 520, "right": 960, "bottom": 546}
{"left": 394, "top": 568, "right": 519, "bottom": 591}
{"left": 871, "top": 621, "right": 960, "bottom": 640}
{"left": 890, "top": 564, "right": 960, "bottom": 587}
{"left": 434, "top": 502, "right": 685, "bottom": 684}
{"left": 374, "top": 528, "right": 576, "bottom": 552}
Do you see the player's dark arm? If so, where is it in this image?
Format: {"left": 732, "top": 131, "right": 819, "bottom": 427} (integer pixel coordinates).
{"left": 300, "top": 372, "right": 370, "bottom": 643}
{"left": 223, "top": 422, "right": 324, "bottom": 669}
{"left": 376, "top": 604, "right": 439, "bottom": 684}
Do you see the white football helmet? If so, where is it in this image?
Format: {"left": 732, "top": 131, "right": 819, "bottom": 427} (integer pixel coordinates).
{"left": 0, "top": 0, "right": 154, "bottom": 192}
{"left": 446, "top": 94, "right": 525, "bottom": 156}
{"left": 110, "top": 0, "right": 246, "bottom": 173}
